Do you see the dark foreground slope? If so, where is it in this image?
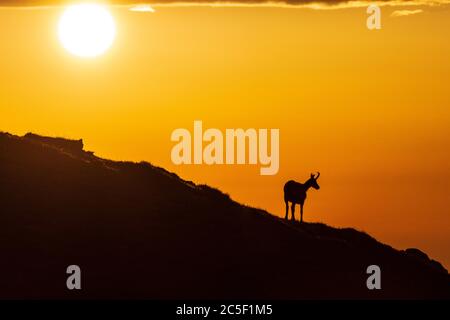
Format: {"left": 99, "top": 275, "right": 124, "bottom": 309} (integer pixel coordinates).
{"left": 0, "top": 132, "right": 449, "bottom": 299}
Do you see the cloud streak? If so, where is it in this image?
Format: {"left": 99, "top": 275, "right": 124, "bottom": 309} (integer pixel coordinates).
{"left": 129, "top": 4, "right": 155, "bottom": 11}
{"left": 391, "top": 8, "right": 423, "bottom": 16}
{"left": 1, "top": 0, "right": 450, "bottom": 10}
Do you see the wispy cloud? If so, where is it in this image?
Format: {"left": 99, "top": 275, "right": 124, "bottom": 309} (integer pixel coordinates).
{"left": 391, "top": 9, "right": 424, "bottom": 16}
{"left": 1, "top": 0, "right": 450, "bottom": 10}
{"left": 129, "top": 4, "right": 156, "bottom": 12}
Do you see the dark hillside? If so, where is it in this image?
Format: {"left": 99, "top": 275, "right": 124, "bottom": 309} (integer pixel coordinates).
{"left": 0, "top": 132, "right": 448, "bottom": 299}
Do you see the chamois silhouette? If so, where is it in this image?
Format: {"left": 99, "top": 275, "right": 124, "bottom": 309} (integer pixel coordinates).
{"left": 284, "top": 172, "right": 320, "bottom": 222}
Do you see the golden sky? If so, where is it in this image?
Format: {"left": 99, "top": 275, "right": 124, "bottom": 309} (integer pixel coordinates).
{"left": 1, "top": 3, "right": 449, "bottom": 268}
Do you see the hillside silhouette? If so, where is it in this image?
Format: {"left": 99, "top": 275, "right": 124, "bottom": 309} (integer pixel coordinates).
{"left": 0, "top": 132, "right": 449, "bottom": 299}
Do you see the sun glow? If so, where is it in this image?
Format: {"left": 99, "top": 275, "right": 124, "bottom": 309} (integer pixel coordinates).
{"left": 58, "top": 4, "right": 116, "bottom": 58}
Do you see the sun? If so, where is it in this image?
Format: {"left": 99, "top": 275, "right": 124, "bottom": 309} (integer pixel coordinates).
{"left": 58, "top": 4, "right": 116, "bottom": 58}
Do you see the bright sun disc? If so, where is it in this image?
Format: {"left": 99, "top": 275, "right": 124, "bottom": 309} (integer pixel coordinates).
{"left": 58, "top": 4, "right": 116, "bottom": 58}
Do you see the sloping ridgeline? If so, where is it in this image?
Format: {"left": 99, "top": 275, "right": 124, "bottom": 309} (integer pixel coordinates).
{"left": 0, "top": 132, "right": 449, "bottom": 299}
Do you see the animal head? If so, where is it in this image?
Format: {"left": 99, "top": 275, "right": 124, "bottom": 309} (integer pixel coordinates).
{"left": 308, "top": 172, "right": 320, "bottom": 190}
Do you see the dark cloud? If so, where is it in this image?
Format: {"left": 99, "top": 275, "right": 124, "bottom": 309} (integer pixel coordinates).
{"left": 0, "top": 0, "right": 446, "bottom": 8}
{"left": 0, "top": 0, "right": 415, "bottom": 6}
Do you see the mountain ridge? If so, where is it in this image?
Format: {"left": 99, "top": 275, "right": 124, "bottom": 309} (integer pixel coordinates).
{"left": 0, "top": 131, "right": 448, "bottom": 299}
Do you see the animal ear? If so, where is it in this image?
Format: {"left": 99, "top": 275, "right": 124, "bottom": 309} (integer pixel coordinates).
{"left": 310, "top": 173, "right": 314, "bottom": 178}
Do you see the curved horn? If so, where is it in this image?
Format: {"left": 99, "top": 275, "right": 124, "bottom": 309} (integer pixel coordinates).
{"left": 315, "top": 172, "right": 320, "bottom": 179}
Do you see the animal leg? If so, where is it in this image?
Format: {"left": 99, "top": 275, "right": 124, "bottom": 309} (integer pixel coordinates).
{"left": 285, "top": 201, "right": 289, "bottom": 220}
{"left": 291, "top": 203, "right": 296, "bottom": 221}
{"left": 300, "top": 203, "right": 304, "bottom": 223}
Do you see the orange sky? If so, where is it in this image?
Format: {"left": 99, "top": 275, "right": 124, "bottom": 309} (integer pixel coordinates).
{"left": 1, "top": 4, "right": 449, "bottom": 268}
